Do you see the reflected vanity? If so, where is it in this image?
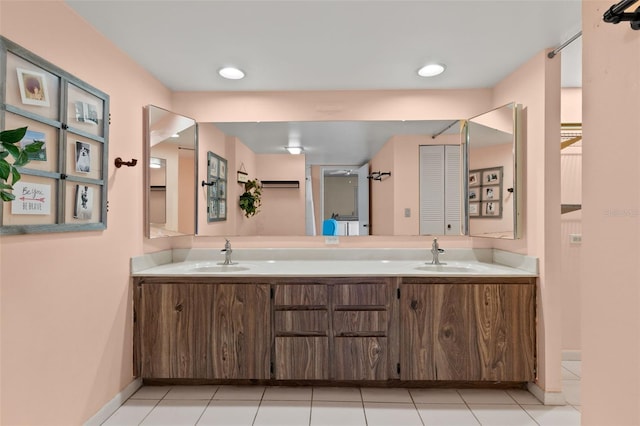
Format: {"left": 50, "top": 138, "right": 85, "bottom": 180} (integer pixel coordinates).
{"left": 144, "top": 105, "right": 197, "bottom": 238}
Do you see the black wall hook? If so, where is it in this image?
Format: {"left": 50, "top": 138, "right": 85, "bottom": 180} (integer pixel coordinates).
{"left": 201, "top": 180, "right": 215, "bottom": 187}
{"left": 114, "top": 157, "right": 137, "bottom": 168}
{"left": 367, "top": 171, "right": 392, "bottom": 181}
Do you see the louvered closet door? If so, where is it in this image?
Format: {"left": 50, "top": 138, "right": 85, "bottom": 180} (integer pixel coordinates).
{"left": 419, "top": 145, "right": 461, "bottom": 235}
{"left": 419, "top": 146, "right": 445, "bottom": 235}
{"left": 444, "top": 145, "right": 461, "bottom": 235}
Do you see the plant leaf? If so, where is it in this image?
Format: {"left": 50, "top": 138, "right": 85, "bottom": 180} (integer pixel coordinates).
{"left": 0, "top": 160, "right": 10, "bottom": 181}
{"left": 10, "top": 167, "right": 21, "bottom": 185}
{"left": 0, "top": 127, "right": 27, "bottom": 144}
{"left": 0, "top": 182, "right": 13, "bottom": 190}
{"left": 0, "top": 151, "right": 8, "bottom": 160}
{"left": 24, "top": 141, "right": 44, "bottom": 153}
{"left": 12, "top": 151, "right": 29, "bottom": 168}
{"left": 0, "top": 190, "right": 15, "bottom": 202}
{"left": 2, "top": 143, "right": 20, "bottom": 160}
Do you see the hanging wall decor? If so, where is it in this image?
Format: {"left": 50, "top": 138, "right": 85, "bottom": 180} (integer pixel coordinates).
{"left": 0, "top": 36, "right": 110, "bottom": 235}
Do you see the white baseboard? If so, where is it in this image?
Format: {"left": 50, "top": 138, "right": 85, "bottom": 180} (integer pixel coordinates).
{"left": 84, "top": 378, "right": 143, "bottom": 425}
{"left": 562, "top": 350, "right": 582, "bottom": 361}
{"left": 527, "top": 382, "right": 566, "bottom": 406}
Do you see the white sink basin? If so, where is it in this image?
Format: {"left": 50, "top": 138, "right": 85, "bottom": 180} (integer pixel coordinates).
{"left": 190, "top": 265, "right": 250, "bottom": 273}
{"left": 414, "top": 264, "right": 476, "bottom": 273}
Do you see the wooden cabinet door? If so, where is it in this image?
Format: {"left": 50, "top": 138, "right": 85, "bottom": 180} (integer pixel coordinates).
{"left": 275, "top": 336, "right": 329, "bottom": 380}
{"left": 333, "top": 337, "right": 387, "bottom": 380}
{"left": 400, "top": 283, "right": 535, "bottom": 382}
{"left": 209, "top": 284, "right": 271, "bottom": 380}
{"left": 138, "top": 283, "right": 204, "bottom": 378}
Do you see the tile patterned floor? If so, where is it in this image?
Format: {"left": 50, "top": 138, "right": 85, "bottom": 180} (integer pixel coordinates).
{"left": 102, "top": 362, "right": 581, "bottom": 425}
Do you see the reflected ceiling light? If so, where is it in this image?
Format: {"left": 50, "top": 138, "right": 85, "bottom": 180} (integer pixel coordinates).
{"left": 149, "top": 158, "right": 162, "bottom": 169}
{"left": 218, "top": 66, "right": 245, "bottom": 80}
{"left": 171, "top": 133, "right": 180, "bottom": 138}
{"left": 285, "top": 146, "right": 303, "bottom": 155}
{"left": 417, "top": 63, "right": 446, "bottom": 77}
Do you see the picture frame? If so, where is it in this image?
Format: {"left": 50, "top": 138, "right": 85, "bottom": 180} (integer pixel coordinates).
{"left": 74, "top": 101, "right": 99, "bottom": 125}
{"left": 21, "top": 130, "right": 47, "bottom": 161}
{"left": 469, "top": 171, "right": 480, "bottom": 187}
{"left": 469, "top": 188, "right": 479, "bottom": 201}
{"left": 482, "top": 185, "right": 500, "bottom": 201}
{"left": 75, "top": 141, "right": 91, "bottom": 173}
{"left": 482, "top": 201, "right": 500, "bottom": 217}
{"left": 73, "top": 184, "right": 93, "bottom": 220}
{"left": 207, "top": 151, "right": 227, "bottom": 222}
{"left": 482, "top": 168, "right": 502, "bottom": 185}
{"left": 469, "top": 202, "right": 480, "bottom": 217}
{"left": 16, "top": 68, "right": 50, "bottom": 107}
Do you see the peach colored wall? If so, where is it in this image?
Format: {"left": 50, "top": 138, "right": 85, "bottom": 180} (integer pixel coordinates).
{"left": 582, "top": 1, "right": 639, "bottom": 424}
{"left": 491, "top": 50, "right": 562, "bottom": 394}
{"left": 560, "top": 88, "right": 582, "bottom": 353}
{"left": 256, "top": 154, "right": 306, "bottom": 235}
{"left": 370, "top": 138, "right": 396, "bottom": 235}
{"left": 178, "top": 149, "right": 195, "bottom": 234}
{"left": 0, "top": 1, "right": 172, "bottom": 424}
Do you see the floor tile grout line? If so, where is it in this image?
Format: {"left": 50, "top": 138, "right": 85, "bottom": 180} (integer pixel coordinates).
{"left": 359, "top": 387, "right": 369, "bottom": 426}
{"left": 250, "top": 386, "right": 267, "bottom": 426}
{"left": 456, "top": 389, "right": 483, "bottom": 426}
{"left": 308, "top": 387, "right": 314, "bottom": 426}
{"left": 407, "top": 388, "right": 427, "bottom": 426}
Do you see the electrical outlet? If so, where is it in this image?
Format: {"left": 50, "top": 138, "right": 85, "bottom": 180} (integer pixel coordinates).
{"left": 404, "top": 208, "right": 411, "bottom": 218}
{"left": 569, "top": 234, "right": 582, "bottom": 244}
{"left": 325, "top": 236, "right": 339, "bottom": 245}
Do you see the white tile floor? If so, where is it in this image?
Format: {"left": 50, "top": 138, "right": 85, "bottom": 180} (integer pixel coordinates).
{"left": 102, "top": 362, "right": 581, "bottom": 425}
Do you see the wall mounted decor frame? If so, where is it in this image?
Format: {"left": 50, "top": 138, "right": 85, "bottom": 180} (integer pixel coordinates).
{"left": 206, "top": 151, "right": 227, "bottom": 222}
{"left": 469, "top": 166, "right": 503, "bottom": 219}
{"left": 0, "top": 36, "right": 110, "bottom": 235}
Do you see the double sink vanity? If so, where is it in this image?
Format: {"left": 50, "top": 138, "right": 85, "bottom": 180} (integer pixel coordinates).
{"left": 132, "top": 247, "right": 537, "bottom": 388}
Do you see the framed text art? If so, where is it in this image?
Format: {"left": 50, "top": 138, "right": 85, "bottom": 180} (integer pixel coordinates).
{"left": 469, "top": 166, "right": 503, "bottom": 219}
{"left": 0, "top": 36, "right": 110, "bottom": 234}
{"left": 206, "top": 151, "right": 227, "bottom": 222}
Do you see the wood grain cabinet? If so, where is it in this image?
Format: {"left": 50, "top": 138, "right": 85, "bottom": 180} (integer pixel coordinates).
{"left": 135, "top": 280, "right": 270, "bottom": 380}
{"left": 400, "top": 278, "right": 536, "bottom": 382}
{"left": 273, "top": 279, "right": 397, "bottom": 381}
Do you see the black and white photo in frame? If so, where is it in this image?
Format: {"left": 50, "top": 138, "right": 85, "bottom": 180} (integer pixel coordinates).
{"left": 74, "top": 185, "right": 93, "bottom": 220}
{"left": 75, "top": 141, "right": 91, "bottom": 173}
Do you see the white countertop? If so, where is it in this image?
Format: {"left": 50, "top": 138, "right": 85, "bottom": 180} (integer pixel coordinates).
{"left": 131, "top": 248, "right": 537, "bottom": 278}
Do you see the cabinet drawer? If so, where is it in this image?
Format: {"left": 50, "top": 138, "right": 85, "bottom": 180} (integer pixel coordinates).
{"left": 275, "top": 311, "right": 328, "bottom": 335}
{"left": 333, "top": 284, "right": 387, "bottom": 307}
{"left": 334, "top": 337, "right": 388, "bottom": 380}
{"left": 274, "top": 284, "right": 327, "bottom": 306}
{"left": 334, "top": 311, "right": 387, "bottom": 335}
{"left": 275, "top": 336, "right": 329, "bottom": 380}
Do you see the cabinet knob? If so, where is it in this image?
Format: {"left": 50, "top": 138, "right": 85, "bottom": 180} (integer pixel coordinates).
{"left": 175, "top": 303, "right": 183, "bottom": 312}
{"left": 410, "top": 300, "right": 418, "bottom": 310}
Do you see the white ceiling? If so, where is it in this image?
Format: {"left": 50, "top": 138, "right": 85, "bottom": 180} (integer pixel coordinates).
{"left": 66, "top": 1, "right": 582, "bottom": 165}
{"left": 66, "top": 0, "right": 582, "bottom": 91}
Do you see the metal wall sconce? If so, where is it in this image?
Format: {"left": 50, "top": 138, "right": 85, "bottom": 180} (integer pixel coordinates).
{"left": 114, "top": 157, "right": 137, "bottom": 168}
{"left": 367, "top": 171, "right": 391, "bottom": 181}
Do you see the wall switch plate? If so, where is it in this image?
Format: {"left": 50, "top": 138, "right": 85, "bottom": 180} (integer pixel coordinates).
{"left": 325, "top": 236, "right": 339, "bottom": 245}
{"left": 404, "top": 208, "right": 411, "bottom": 217}
{"left": 569, "top": 234, "right": 582, "bottom": 244}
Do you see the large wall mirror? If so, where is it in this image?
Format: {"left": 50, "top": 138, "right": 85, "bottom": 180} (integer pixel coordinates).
{"left": 144, "top": 105, "right": 197, "bottom": 238}
{"left": 466, "top": 102, "right": 522, "bottom": 239}
{"left": 198, "top": 120, "right": 466, "bottom": 237}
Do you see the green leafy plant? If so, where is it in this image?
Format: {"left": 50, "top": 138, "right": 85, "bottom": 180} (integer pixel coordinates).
{"left": 239, "top": 178, "right": 262, "bottom": 218}
{"left": 0, "top": 127, "right": 44, "bottom": 201}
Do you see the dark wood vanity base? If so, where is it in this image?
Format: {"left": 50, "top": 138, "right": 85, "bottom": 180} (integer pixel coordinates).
{"left": 133, "top": 275, "right": 536, "bottom": 386}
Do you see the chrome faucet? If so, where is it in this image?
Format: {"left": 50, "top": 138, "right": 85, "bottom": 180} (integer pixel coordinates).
{"left": 431, "top": 238, "right": 445, "bottom": 265}
{"left": 221, "top": 239, "right": 234, "bottom": 265}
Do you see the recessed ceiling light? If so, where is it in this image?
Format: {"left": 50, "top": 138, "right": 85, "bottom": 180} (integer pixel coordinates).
{"left": 218, "top": 67, "right": 245, "bottom": 80}
{"left": 285, "top": 146, "right": 303, "bottom": 155}
{"left": 417, "top": 63, "right": 446, "bottom": 77}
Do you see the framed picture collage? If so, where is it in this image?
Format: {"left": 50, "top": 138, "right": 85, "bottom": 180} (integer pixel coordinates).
{"left": 468, "top": 166, "right": 503, "bottom": 219}
{"left": 0, "top": 36, "right": 110, "bottom": 234}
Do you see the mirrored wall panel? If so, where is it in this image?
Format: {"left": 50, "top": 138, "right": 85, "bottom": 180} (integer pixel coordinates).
{"left": 144, "top": 105, "right": 197, "bottom": 238}
{"left": 467, "top": 102, "right": 522, "bottom": 239}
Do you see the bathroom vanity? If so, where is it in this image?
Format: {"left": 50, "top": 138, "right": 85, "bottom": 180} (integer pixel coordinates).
{"left": 132, "top": 249, "right": 537, "bottom": 387}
